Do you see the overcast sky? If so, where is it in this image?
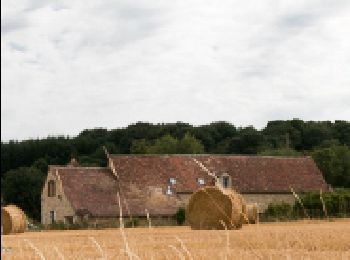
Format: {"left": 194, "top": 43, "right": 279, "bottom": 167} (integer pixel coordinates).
{"left": 2, "top": 0, "right": 350, "bottom": 141}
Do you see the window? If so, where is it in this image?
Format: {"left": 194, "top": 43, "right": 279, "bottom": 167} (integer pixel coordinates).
{"left": 197, "top": 178, "right": 205, "bottom": 185}
{"left": 48, "top": 180, "right": 56, "bottom": 197}
{"left": 64, "top": 216, "right": 73, "bottom": 225}
{"left": 49, "top": 211, "right": 55, "bottom": 224}
{"left": 222, "top": 175, "right": 231, "bottom": 188}
{"left": 169, "top": 178, "right": 176, "bottom": 185}
{"left": 166, "top": 185, "right": 173, "bottom": 195}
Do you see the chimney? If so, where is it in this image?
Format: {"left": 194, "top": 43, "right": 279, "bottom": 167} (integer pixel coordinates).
{"left": 67, "top": 158, "right": 80, "bottom": 167}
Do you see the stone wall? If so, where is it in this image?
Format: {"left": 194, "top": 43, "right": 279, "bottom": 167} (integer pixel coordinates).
{"left": 41, "top": 170, "right": 75, "bottom": 225}
{"left": 177, "top": 193, "right": 295, "bottom": 213}
{"left": 86, "top": 216, "right": 177, "bottom": 228}
{"left": 242, "top": 194, "right": 296, "bottom": 213}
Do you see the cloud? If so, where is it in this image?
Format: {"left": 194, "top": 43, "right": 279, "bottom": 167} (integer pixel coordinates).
{"left": 1, "top": 17, "right": 28, "bottom": 34}
{"left": 1, "top": 0, "right": 350, "bottom": 140}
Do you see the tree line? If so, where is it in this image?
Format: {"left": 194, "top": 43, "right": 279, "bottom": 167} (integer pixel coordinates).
{"left": 1, "top": 119, "right": 350, "bottom": 220}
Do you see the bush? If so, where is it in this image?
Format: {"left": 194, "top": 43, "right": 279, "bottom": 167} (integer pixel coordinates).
{"left": 125, "top": 218, "right": 139, "bottom": 228}
{"left": 48, "top": 221, "right": 67, "bottom": 230}
{"left": 295, "top": 188, "right": 350, "bottom": 217}
{"left": 175, "top": 208, "right": 186, "bottom": 225}
{"left": 263, "top": 189, "right": 350, "bottom": 221}
{"left": 264, "top": 202, "right": 294, "bottom": 221}
{"left": 47, "top": 220, "right": 89, "bottom": 230}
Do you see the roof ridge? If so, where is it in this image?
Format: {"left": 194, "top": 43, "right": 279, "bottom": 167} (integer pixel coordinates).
{"left": 49, "top": 166, "right": 108, "bottom": 169}
{"left": 109, "top": 154, "right": 310, "bottom": 159}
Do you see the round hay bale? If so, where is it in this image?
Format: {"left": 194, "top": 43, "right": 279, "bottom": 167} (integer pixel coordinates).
{"left": 1, "top": 205, "right": 27, "bottom": 235}
{"left": 237, "top": 194, "right": 248, "bottom": 224}
{"left": 245, "top": 203, "right": 258, "bottom": 224}
{"left": 186, "top": 186, "right": 244, "bottom": 230}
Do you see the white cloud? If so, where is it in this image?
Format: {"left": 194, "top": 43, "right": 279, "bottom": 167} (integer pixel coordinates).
{"left": 2, "top": 0, "right": 350, "bottom": 140}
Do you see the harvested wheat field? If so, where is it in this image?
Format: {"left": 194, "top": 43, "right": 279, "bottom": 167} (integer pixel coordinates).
{"left": 2, "top": 219, "right": 350, "bottom": 260}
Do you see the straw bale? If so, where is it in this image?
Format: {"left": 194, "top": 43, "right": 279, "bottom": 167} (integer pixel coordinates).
{"left": 186, "top": 186, "right": 244, "bottom": 230}
{"left": 245, "top": 203, "right": 258, "bottom": 224}
{"left": 1, "top": 205, "right": 27, "bottom": 235}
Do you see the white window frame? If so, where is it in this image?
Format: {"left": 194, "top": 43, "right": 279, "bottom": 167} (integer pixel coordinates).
{"left": 197, "top": 177, "right": 205, "bottom": 185}
{"left": 169, "top": 178, "right": 176, "bottom": 185}
{"left": 166, "top": 185, "right": 173, "bottom": 195}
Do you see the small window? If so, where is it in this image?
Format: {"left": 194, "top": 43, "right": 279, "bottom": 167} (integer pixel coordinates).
{"left": 49, "top": 211, "right": 55, "bottom": 224}
{"left": 222, "top": 176, "right": 230, "bottom": 188}
{"left": 197, "top": 178, "right": 205, "bottom": 185}
{"left": 48, "top": 180, "right": 56, "bottom": 197}
{"left": 166, "top": 185, "right": 173, "bottom": 195}
{"left": 64, "top": 216, "right": 73, "bottom": 225}
{"left": 169, "top": 178, "right": 176, "bottom": 185}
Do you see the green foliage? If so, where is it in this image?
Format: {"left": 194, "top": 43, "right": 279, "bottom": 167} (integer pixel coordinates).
{"left": 263, "top": 189, "right": 350, "bottom": 220}
{"left": 1, "top": 120, "right": 350, "bottom": 222}
{"left": 148, "top": 134, "right": 179, "bottom": 154}
{"left": 125, "top": 218, "right": 139, "bottom": 228}
{"left": 32, "top": 158, "right": 48, "bottom": 173}
{"left": 312, "top": 145, "right": 350, "bottom": 188}
{"left": 228, "top": 126, "right": 263, "bottom": 154}
{"left": 301, "top": 122, "right": 333, "bottom": 149}
{"left": 174, "top": 207, "right": 186, "bottom": 225}
{"left": 295, "top": 189, "right": 350, "bottom": 217}
{"left": 177, "top": 133, "right": 204, "bottom": 154}
{"left": 130, "top": 139, "right": 149, "bottom": 154}
{"left": 258, "top": 148, "right": 301, "bottom": 156}
{"left": 1, "top": 167, "right": 45, "bottom": 220}
{"left": 48, "top": 220, "right": 89, "bottom": 230}
{"left": 131, "top": 133, "right": 204, "bottom": 154}
{"left": 264, "top": 202, "right": 294, "bottom": 220}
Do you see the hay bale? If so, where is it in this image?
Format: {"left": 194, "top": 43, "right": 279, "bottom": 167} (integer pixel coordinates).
{"left": 237, "top": 193, "right": 248, "bottom": 224}
{"left": 1, "top": 205, "right": 27, "bottom": 235}
{"left": 244, "top": 203, "right": 258, "bottom": 224}
{"left": 186, "top": 186, "right": 244, "bottom": 230}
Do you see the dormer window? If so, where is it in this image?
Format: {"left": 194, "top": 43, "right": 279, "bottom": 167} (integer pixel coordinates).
{"left": 169, "top": 178, "right": 176, "bottom": 185}
{"left": 197, "top": 178, "right": 205, "bottom": 185}
{"left": 221, "top": 174, "right": 231, "bottom": 188}
{"left": 223, "top": 176, "right": 229, "bottom": 188}
{"left": 48, "top": 180, "right": 56, "bottom": 197}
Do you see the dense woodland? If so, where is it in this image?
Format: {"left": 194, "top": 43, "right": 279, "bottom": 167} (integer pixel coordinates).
{"left": 1, "top": 119, "right": 350, "bottom": 220}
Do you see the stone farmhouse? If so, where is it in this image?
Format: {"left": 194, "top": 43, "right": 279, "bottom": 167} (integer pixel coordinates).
{"left": 41, "top": 155, "right": 330, "bottom": 225}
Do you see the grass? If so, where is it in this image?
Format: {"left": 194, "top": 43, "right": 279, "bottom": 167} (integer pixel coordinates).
{"left": 1, "top": 219, "right": 350, "bottom": 259}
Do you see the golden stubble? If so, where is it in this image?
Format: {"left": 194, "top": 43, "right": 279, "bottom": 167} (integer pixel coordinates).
{"left": 1, "top": 219, "right": 350, "bottom": 260}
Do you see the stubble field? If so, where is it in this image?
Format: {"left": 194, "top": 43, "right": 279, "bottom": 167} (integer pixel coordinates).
{"left": 2, "top": 219, "right": 350, "bottom": 260}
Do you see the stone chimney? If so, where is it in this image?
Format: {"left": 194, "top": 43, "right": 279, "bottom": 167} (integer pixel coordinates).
{"left": 67, "top": 158, "right": 80, "bottom": 167}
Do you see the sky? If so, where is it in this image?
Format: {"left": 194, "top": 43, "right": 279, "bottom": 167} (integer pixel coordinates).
{"left": 2, "top": 0, "right": 350, "bottom": 141}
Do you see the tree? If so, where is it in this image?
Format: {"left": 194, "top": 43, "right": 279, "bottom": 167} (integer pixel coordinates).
{"left": 312, "top": 145, "right": 350, "bottom": 188}
{"left": 332, "top": 121, "right": 350, "bottom": 146}
{"left": 130, "top": 139, "right": 149, "bottom": 154}
{"left": 147, "top": 135, "right": 179, "bottom": 154}
{"left": 1, "top": 167, "right": 46, "bottom": 220}
{"left": 228, "top": 126, "right": 263, "bottom": 154}
{"left": 174, "top": 207, "right": 186, "bottom": 225}
{"left": 178, "top": 133, "right": 204, "bottom": 154}
{"left": 302, "top": 122, "right": 333, "bottom": 150}
{"left": 259, "top": 148, "right": 301, "bottom": 156}
{"left": 32, "top": 158, "right": 48, "bottom": 174}
{"left": 263, "top": 120, "right": 302, "bottom": 150}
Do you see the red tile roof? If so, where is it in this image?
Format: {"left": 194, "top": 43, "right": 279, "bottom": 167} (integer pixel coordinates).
{"left": 110, "top": 155, "right": 329, "bottom": 193}
{"left": 52, "top": 167, "right": 120, "bottom": 217}
{"left": 52, "top": 166, "right": 182, "bottom": 217}
{"left": 51, "top": 155, "right": 329, "bottom": 218}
